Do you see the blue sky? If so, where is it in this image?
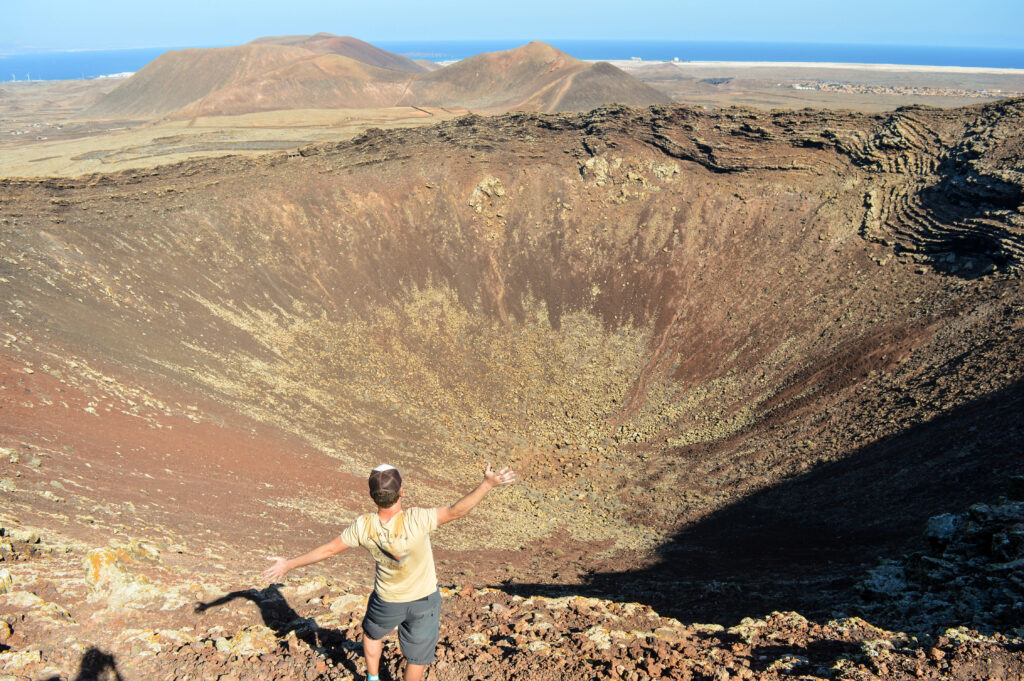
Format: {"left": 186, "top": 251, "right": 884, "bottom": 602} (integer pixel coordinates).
{"left": 5, "top": 0, "right": 1023, "bottom": 51}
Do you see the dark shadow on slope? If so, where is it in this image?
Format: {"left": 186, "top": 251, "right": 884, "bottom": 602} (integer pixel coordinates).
{"left": 42, "top": 647, "right": 123, "bottom": 681}
{"left": 195, "top": 584, "right": 361, "bottom": 675}
{"left": 501, "top": 377, "right": 1024, "bottom": 634}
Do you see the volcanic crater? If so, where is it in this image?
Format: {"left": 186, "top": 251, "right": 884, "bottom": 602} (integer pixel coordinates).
{"left": 1, "top": 99, "right": 1023, "bottom": 680}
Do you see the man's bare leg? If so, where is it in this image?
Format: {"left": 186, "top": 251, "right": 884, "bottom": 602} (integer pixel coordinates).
{"left": 363, "top": 636, "right": 384, "bottom": 677}
{"left": 404, "top": 662, "right": 426, "bottom": 681}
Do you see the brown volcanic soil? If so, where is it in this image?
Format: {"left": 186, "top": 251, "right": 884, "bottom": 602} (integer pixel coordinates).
{"left": 1, "top": 100, "right": 1023, "bottom": 679}
{"left": 82, "top": 36, "right": 427, "bottom": 121}
{"left": 173, "top": 54, "right": 418, "bottom": 118}
{"left": 83, "top": 43, "right": 320, "bottom": 119}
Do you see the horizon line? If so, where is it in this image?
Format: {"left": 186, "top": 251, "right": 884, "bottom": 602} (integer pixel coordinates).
{"left": 5, "top": 37, "right": 1024, "bottom": 57}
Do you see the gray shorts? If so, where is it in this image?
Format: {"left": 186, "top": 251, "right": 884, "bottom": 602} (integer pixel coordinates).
{"left": 362, "top": 589, "right": 441, "bottom": 665}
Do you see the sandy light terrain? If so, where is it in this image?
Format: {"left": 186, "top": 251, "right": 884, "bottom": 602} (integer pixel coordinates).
{"left": 608, "top": 59, "right": 1024, "bottom": 112}
{"left": 0, "top": 107, "right": 466, "bottom": 177}
{"left": 606, "top": 59, "right": 1024, "bottom": 74}
{"left": 0, "top": 79, "right": 465, "bottom": 177}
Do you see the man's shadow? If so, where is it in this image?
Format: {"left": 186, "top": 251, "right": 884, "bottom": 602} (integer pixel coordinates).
{"left": 42, "top": 647, "right": 122, "bottom": 681}
{"left": 195, "top": 584, "right": 361, "bottom": 676}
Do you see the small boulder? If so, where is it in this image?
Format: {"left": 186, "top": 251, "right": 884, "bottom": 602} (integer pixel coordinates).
{"left": 216, "top": 626, "right": 279, "bottom": 656}
{"left": 924, "top": 513, "right": 962, "bottom": 549}
{"left": 858, "top": 561, "right": 908, "bottom": 598}
{"left": 126, "top": 540, "right": 161, "bottom": 562}
{"left": 0, "top": 649, "right": 42, "bottom": 671}
{"left": 727, "top": 617, "right": 767, "bottom": 644}
{"left": 329, "top": 593, "right": 366, "bottom": 616}
{"left": 0, "top": 591, "right": 71, "bottom": 625}
{"left": 767, "top": 654, "right": 810, "bottom": 673}
{"left": 292, "top": 575, "right": 328, "bottom": 597}
{"left": 8, "top": 528, "right": 40, "bottom": 545}
{"left": 83, "top": 546, "right": 162, "bottom": 608}
{"left": 991, "top": 528, "right": 1024, "bottom": 562}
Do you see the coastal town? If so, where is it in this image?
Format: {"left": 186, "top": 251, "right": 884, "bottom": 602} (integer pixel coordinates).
{"left": 789, "top": 80, "right": 1024, "bottom": 98}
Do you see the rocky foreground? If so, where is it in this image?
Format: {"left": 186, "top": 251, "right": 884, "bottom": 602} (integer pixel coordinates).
{"left": 2, "top": 486, "right": 1022, "bottom": 681}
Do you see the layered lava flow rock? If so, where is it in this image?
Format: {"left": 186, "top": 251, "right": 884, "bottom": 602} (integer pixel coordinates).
{"left": 0, "top": 100, "right": 1023, "bottom": 680}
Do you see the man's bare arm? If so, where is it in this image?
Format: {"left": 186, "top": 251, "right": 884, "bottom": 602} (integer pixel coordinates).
{"left": 436, "top": 463, "right": 516, "bottom": 526}
{"left": 262, "top": 536, "right": 350, "bottom": 582}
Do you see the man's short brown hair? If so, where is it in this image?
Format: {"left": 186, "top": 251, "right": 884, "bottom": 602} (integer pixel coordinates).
{"left": 369, "top": 465, "right": 402, "bottom": 508}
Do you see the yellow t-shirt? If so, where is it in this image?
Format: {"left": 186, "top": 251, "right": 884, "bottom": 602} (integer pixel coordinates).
{"left": 341, "top": 506, "right": 438, "bottom": 602}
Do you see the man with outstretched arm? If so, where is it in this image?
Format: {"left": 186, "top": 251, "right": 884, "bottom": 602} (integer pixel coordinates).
{"left": 263, "top": 463, "right": 516, "bottom": 681}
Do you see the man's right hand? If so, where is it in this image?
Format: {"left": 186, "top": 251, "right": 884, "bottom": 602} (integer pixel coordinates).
{"left": 262, "top": 556, "right": 290, "bottom": 582}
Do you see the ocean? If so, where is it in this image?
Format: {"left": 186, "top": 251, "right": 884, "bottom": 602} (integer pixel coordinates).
{"left": 378, "top": 40, "right": 1024, "bottom": 68}
{"left": 3, "top": 40, "right": 1024, "bottom": 82}
{"left": 0, "top": 47, "right": 183, "bottom": 81}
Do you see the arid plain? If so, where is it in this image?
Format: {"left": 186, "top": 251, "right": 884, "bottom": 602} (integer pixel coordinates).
{"left": 1, "top": 35, "right": 1023, "bottom": 681}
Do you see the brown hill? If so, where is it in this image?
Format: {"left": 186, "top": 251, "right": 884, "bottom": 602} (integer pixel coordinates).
{"left": 404, "top": 41, "right": 671, "bottom": 112}
{"left": 84, "top": 35, "right": 425, "bottom": 120}
{"left": 85, "top": 39, "right": 670, "bottom": 120}
{"left": 83, "top": 43, "right": 316, "bottom": 119}
{"left": 534, "top": 59, "right": 673, "bottom": 112}
{"left": 173, "top": 53, "right": 416, "bottom": 118}
{"left": 249, "top": 33, "right": 426, "bottom": 73}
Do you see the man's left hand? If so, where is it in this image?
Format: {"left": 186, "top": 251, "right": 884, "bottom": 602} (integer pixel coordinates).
{"left": 484, "top": 463, "right": 516, "bottom": 487}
